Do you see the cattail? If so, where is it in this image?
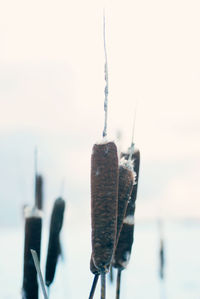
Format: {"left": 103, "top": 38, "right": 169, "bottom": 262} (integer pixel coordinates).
{"left": 91, "top": 141, "right": 119, "bottom": 273}
{"left": 115, "top": 158, "right": 135, "bottom": 246}
{"left": 113, "top": 149, "right": 140, "bottom": 299}
{"left": 34, "top": 148, "right": 44, "bottom": 210}
{"left": 104, "top": 158, "right": 134, "bottom": 287}
{"left": 35, "top": 175, "right": 43, "bottom": 210}
{"left": 89, "top": 155, "right": 129, "bottom": 298}
{"left": 45, "top": 197, "right": 65, "bottom": 288}
{"left": 89, "top": 12, "right": 118, "bottom": 299}
{"left": 22, "top": 208, "right": 42, "bottom": 299}
{"left": 158, "top": 220, "right": 165, "bottom": 280}
{"left": 113, "top": 149, "right": 140, "bottom": 270}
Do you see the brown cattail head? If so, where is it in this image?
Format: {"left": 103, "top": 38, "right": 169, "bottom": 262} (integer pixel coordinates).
{"left": 35, "top": 174, "right": 43, "bottom": 210}
{"left": 115, "top": 159, "right": 135, "bottom": 246}
{"left": 45, "top": 197, "right": 65, "bottom": 287}
{"left": 22, "top": 207, "right": 42, "bottom": 299}
{"left": 91, "top": 141, "right": 119, "bottom": 273}
{"left": 113, "top": 149, "right": 140, "bottom": 270}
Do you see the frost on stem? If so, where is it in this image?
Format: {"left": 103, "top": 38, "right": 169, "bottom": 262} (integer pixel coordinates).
{"left": 103, "top": 12, "right": 109, "bottom": 138}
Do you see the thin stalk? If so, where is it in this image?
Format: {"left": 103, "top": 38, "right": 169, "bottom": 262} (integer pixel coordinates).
{"left": 89, "top": 274, "right": 99, "bottom": 299}
{"left": 31, "top": 250, "right": 48, "bottom": 299}
{"left": 128, "top": 101, "right": 138, "bottom": 161}
{"left": 101, "top": 272, "right": 106, "bottom": 299}
{"left": 109, "top": 265, "right": 113, "bottom": 283}
{"left": 103, "top": 11, "right": 109, "bottom": 138}
{"left": 116, "top": 269, "right": 122, "bottom": 299}
{"left": 47, "top": 287, "right": 50, "bottom": 298}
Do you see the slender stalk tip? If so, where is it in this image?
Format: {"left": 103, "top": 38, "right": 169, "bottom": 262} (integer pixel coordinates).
{"left": 102, "top": 11, "right": 109, "bottom": 138}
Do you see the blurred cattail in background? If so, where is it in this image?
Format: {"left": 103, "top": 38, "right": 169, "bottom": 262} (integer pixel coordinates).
{"left": 158, "top": 220, "right": 165, "bottom": 281}
{"left": 34, "top": 148, "right": 44, "bottom": 211}
{"left": 22, "top": 151, "right": 43, "bottom": 299}
{"left": 159, "top": 238, "right": 165, "bottom": 280}
{"left": 22, "top": 208, "right": 42, "bottom": 299}
{"left": 35, "top": 175, "right": 44, "bottom": 210}
{"left": 45, "top": 197, "right": 66, "bottom": 291}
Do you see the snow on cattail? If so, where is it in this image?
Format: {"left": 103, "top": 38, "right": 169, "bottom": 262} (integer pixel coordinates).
{"left": 22, "top": 207, "right": 42, "bottom": 299}
{"left": 113, "top": 149, "right": 140, "bottom": 270}
{"left": 91, "top": 140, "right": 119, "bottom": 273}
{"left": 45, "top": 197, "right": 65, "bottom": 288}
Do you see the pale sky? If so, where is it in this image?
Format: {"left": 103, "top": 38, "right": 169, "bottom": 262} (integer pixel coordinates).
{"left": 0, "top": 0, "right": 200, "bottom": 224}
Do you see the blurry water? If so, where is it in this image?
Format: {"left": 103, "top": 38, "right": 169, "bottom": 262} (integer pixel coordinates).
{"left": 0, "top": 220, "right": 200, "bottom": 298}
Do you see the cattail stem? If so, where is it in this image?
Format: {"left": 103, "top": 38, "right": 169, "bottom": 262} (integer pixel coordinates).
{"left": 89, "top": 274, "right": 99, "bottom": 299}
{"left": 109, "top": 265, "right": 113, "bottom": 283}
{"left": 47, "top": 287, "right": 50, "bottom": 298}
{"left": 101, "top": 272, "right": 106, "bottom": 299}
{"left": 116, "top": 269, "right": 122, "bottom": 299}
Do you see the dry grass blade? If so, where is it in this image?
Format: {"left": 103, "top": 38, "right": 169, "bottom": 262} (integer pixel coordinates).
{"left": 31, "top": 250, "right": 48, "bottom": 299}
